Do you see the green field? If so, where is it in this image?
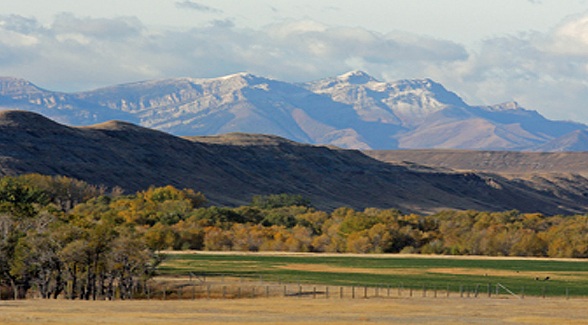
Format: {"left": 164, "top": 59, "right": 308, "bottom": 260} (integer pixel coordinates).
{"left": 158, "top": 253, "right": 588, "bottom": 298}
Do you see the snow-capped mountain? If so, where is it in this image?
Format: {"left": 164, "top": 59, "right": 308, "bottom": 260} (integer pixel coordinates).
{"left": 0, "top": 72, "right": 586, "bottom": 151}
{"left": 305, "top": 70, "right": 467, "bottom": 127}
{"left": 75, "top": 72, "right": 371, "bottom": 148}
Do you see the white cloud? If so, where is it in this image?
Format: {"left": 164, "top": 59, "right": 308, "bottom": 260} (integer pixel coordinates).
{"left": 51, "top": 13, "right": 143, "bottom": 41}
{"left": 175, "top": 1, "right": 222, "bottom": 14}
{"left": 2, "top": 12, "right": 588, "bottom": 124}
{"left": 0, "top": 14, "right": 467, "bottom": 88}
{"left": 550, "top": 14, "right": 588, "bottom": 55}
{"left": 422, "top": 12, "right": 588, "bottom": 122}
{"left": 0, "top": 29, "right": 39, "bottom": 47}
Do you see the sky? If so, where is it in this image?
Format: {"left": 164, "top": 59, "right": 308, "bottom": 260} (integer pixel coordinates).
{"left": 2, "top": 0, "right": 588, "bottom": 123}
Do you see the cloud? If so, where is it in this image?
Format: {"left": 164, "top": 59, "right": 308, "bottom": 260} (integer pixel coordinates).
{"left": 550, "top": 14, "right": 588, "bottom": 55}
{"left": 2, "top": 12, "right": 588, "bottom": 123}
{"left": 175, "top": 1, "right": 222, "bottom": 14}
{"left": 0, "top": 14, "right": 467, "bottom": 88}
{"left": 257, "top": 21, "right": 467, "bottom": 79}
{"left": 51, "top": 13, "right": 143, "bottom": 41}
{"left": 0, "top": 15, "right": 40, "bottom": 34}
{"left": 422, "top": 12, "right": 588, "bottom": 122}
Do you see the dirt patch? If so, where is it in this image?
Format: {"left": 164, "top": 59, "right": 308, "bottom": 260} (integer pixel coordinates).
{"left": 279, "top": 263, "right": 423, "bottom": 275}
{"left": 427, "top": 268, "right": 588, "bottom": 281}
{"left": 427, "top": 267, "right": 534, "bottom": 278}
{"left": 277, "top": 264, "right": 588, "bottom": 282}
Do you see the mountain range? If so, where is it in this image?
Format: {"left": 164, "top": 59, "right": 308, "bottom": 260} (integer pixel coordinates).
{"left": 2, "top": 110, "right": 588, "bottom": 215}
{"left": 1, "top": 72, "right": 586, "bottom": 151}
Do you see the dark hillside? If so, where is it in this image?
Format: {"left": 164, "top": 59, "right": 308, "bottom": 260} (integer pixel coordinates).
{"left": 2, "top": 110, "right": 588, "bottom": 214}
{"left": 365, "top": 149, "right": 588, "bottom": 176}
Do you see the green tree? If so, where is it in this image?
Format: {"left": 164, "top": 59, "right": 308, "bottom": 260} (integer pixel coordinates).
{"left": 0, "top": 177, "right": 48, "bottom": 218}
{"left": 251, "top": 193, "right": 311, "bottom": 209}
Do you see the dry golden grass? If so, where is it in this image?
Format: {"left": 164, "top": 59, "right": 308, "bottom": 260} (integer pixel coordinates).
{"left": 279, "top": 263, "right": 587, "bottom": 282}
{"left": 279, "top": 263, "right": 421, "bottom": 275}
{"left": 1, "top": 296, "right": 587, "bottom": 324}
{"left": 169, "top": 250, "right": 587, "bottom": 263}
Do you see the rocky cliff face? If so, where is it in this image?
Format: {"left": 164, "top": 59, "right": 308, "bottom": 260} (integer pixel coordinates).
{"left": 305, "top": 70, "right": 467, "bottom": 127}
{"left": 0, "top": 77, "right": 137, "bottom": 125}
{"left": 2, "top": 110, "right": 588, "bottom": 215}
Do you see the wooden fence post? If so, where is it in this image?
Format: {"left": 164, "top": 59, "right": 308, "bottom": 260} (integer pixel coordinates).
{"left": 488, "top": 283, "right": 491, "bottom": 298}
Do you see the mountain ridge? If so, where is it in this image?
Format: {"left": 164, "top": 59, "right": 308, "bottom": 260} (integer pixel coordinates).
{"left": 1, "top": 72, "right": 586, "bottom": 151}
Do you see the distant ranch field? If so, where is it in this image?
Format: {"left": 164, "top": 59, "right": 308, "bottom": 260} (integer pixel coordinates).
{"left": 159, "top": 252, "right": 588, "bottom": 298}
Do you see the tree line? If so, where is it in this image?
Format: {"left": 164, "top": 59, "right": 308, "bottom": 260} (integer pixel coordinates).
{"left": 1, "top": 175, "right": 587, "bottom": 298}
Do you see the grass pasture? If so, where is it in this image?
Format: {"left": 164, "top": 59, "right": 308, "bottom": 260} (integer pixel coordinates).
{"left": 1, "top": 253, "right": 587, "bottom": 324}
{"left": 159, "top": 252, "right": 588, "bottom": 298}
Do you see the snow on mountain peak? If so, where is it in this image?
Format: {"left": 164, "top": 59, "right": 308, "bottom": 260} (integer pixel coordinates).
{"left": 205, "top": 72, "right": 280, "bottom": 89}
{"left": 218, "top": 72, "right": 255, "bottom": 80}
{"left": 0, "top": 76, "right": 46, "bottom": 96}
{"left": 488, "top": 101, "right": 523, "bottom": 111}
{"left": 337, "top": 70, "right": 379, "bottom": 84}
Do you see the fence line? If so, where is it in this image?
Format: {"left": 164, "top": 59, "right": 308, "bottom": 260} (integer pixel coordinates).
{"left": 0, "top": 275, "right": 583, "bottom": 301}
